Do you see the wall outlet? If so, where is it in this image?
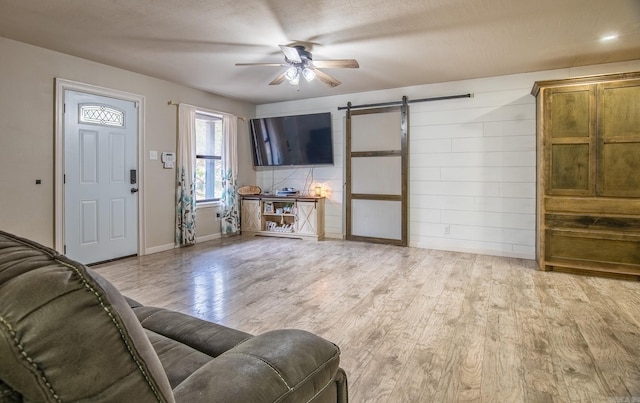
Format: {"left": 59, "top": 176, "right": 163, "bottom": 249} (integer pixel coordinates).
{"left": 444, "top": 225, "right": 451, "bottom": 234}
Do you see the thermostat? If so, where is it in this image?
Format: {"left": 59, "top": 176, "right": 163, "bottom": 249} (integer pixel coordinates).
{"left": 161, "top": 152, "right": 175, "bottom": 169}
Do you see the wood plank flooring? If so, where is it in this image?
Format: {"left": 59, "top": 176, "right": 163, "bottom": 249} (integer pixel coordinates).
{"left": 94, "top": 236, "right": 640, "bottom": 402}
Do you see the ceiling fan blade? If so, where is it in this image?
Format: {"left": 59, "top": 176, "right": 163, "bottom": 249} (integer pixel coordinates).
{"left": 269, "top": 71, "right": 287, "bottom": 85}
{"left": 312, "top": 59, "right": 359, "bottom": 69}
{"left": 313, "top": 69, "right": 341, "bottom": 87}
{"left": 235, "top": 63, "right": 287, "bottom": 67}
{"left": 279, "top": 45, "right": 302, "bottom": 63}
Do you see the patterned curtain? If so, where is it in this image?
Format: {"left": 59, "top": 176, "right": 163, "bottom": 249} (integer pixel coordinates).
{"left": 176, "top": 104, "right": 197, "bottom": 245}
{"left": 221, "top": 114, "right": 239, "bottom": 234}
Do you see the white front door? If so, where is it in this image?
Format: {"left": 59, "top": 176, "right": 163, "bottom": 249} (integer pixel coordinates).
{"left": 64, "top": 90, "right": 138, "bottom": 264}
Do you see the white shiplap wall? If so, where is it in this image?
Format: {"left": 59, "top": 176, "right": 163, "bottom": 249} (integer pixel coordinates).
{"left": 254, "top": 60, "right": 640, "bottom": 259}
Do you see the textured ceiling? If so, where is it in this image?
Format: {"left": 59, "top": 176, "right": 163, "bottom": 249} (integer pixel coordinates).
{"left": 0, "top": 0, "right": 639, "bottom": 104}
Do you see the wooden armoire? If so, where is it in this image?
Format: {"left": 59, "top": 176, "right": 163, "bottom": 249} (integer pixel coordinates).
{"left": 532, "top": 72, "right": 640, "bottom": 279}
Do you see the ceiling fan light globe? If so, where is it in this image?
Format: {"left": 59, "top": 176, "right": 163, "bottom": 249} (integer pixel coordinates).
{"left": 288, "top": 74, "right": 300, "bottom": 85}
{"left": 302, "top": 67, "right": 316, "bottom": 82}
{"left": 284, "top": 66, "right": 299, "bottom": 82}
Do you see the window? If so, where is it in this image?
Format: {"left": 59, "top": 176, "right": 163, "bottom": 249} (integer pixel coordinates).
{"left": 79, "top": 104, "right": 125, "bottom": 127}
{"left": 195, "top": 113, "right": 223, "bottom": 203}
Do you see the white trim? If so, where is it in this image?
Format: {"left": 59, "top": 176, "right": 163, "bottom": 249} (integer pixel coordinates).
{"left": 408, "top": 240, "right": 535, "bottom": 260}
{"left": 174, "top": 102, "right": 236, "bottom": 120}
{"left": 196, "top": 233, "right": 222, "bottom": 243}
{"left": 144, "top": 243, "right": 177, "bottom": 255}
{"left": 54, "top": 78, "right": 146, "bottom": 256}
{"left": 195, "top": 200, "right": 222, "bottom": 210}
{"left": 143, "top": 235, "right": 222, "bottom": 256}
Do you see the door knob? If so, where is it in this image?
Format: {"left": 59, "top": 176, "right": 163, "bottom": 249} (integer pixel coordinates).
{"left": 131, "top": 188, "right": 139, "bottom": 194}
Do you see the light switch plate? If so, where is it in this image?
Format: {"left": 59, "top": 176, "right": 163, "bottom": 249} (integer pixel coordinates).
{"left": 150, "top": 151, "right": 158, "bottom": 160}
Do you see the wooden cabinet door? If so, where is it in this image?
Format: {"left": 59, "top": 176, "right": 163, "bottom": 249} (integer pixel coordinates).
{"left": 544, "top": 85, "right": 596, "bottom": 195}
{"left": 296, "top": 201, "right": 318, "bottom": 236}
{"left": 597, "top": 79, "right": 640, "bottom": 197}
{"left": 240, "top": 199, "right": 261, "bottom": 232}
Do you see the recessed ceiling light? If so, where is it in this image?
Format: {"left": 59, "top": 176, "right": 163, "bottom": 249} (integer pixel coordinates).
{"left": 600, "top": 34, "right": 619, "bottom": 42}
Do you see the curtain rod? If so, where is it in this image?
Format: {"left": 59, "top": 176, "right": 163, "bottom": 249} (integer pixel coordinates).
{"left": 167, "top": 100, "right": 247, "bottom": 121}
{"left": 337, "top": 93, "right": 473, "bottom": 111}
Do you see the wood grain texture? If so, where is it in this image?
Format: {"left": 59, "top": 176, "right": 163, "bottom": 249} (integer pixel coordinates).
{"left": 535, "top": 73, "right": 640, "bottom": 278}
{"left": 94, "top": 237, "right": 640, "bottom": 402}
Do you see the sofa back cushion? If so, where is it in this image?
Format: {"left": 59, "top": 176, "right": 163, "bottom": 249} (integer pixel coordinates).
{"left": 0, "top": 231, "right": 174, "bottom": 402}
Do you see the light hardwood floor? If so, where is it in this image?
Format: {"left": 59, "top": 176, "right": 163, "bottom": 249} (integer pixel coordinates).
{"left": 94, "top": 236, "right": 640, "bottom": 402}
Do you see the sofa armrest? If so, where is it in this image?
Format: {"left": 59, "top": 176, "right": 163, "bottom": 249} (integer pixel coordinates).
{"left": 173, "top": 329, "right": 343, "bottom": 403}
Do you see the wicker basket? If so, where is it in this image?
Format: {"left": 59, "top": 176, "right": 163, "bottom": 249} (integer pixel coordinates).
{"left": 238, "top": 185, "right": 262, "bottom": 196}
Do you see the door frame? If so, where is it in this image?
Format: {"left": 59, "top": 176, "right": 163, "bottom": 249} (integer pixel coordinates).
{"left": 54, "top": 78, "right": 146, "bottom": 256}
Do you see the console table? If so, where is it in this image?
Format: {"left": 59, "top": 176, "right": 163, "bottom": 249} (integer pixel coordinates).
{"left": 240, "top": 195, "right": 325, "bottom": 241}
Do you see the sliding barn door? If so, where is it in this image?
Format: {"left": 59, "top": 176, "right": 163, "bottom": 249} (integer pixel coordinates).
{"left": 346, "top": 103, "right": 408, "bottom": 246}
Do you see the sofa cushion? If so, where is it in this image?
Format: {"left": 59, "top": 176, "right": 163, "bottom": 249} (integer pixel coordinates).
{"left": 173, "top": 329, "right": 342, "bottom": 403}
{"left": 145, "top": 329, "right": 214, "bottom": 388}
{"left": 131, "top": 306, "right": 253, "bottom": 358}
{"left": 0, "top": 231, "right": 174, "bottom": 402}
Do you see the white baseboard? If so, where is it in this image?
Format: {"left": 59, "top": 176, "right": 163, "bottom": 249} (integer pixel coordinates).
{"left": 408, "top": 240, "right": 535, "bottom": 260}
{"left": 197, "top": 233, "right": 221, "bottom": 243}
{"left": 144, "top": 243, "right": 176, "bottom": 255}
{"left": 143, "top": 234, "right": 221, "bottom": 256}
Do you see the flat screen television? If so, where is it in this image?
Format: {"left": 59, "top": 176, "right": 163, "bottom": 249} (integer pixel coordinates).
{"left": 249, "top": 112, "right": 333, "bottom": 166}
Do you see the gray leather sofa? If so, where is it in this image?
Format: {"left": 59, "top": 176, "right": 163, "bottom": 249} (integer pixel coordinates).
{"left": 0, "top": 230, "right": 348, "bottom": 402}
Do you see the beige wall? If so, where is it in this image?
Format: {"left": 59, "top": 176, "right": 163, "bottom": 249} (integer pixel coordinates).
{"left": 0, "top": 37, "right": 256, "bottom": 250}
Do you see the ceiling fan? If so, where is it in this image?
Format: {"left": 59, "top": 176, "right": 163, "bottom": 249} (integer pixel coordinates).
{"left": 235, "top": 45, "right": 359, "bottom": 87}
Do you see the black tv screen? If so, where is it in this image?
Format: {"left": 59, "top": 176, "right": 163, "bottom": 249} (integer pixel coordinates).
{"left": 249, "top": 112, "right": 334, "bottom": 166}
